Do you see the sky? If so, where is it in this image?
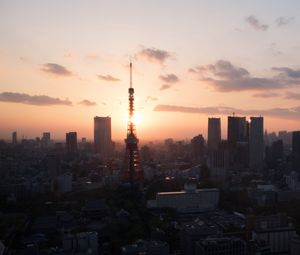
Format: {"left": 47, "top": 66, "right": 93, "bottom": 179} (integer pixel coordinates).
{"left": 1, "top": 0, "right": 300, "bottom": 141}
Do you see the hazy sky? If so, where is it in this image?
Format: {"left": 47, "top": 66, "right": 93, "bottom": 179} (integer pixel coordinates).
{"left": 1, "top": 0, "right": 300, "bottom": 141}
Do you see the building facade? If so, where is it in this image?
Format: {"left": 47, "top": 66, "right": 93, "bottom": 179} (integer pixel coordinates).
{"left": 249, "top": 117, "right": 264, "bottom": 171}
{"left": 66, "top": 132, "right": 77, "bottom": 153}
{"left": 208, "top": 118, "right": 221, "bottom": 151}
{"left": 94, "top": 116, "right": 112, "bottom": 158}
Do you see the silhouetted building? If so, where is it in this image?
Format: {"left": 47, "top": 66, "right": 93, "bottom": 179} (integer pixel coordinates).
{"left": 12, "top": 131, "right": 17, "bottom": 145}
{"left": 180, "top": 220, "right": 221, "bottom": 255}
{"left": 292, "top": 131, "right": 300, "bottom": 170}
{"left": 227, "top": 116, "right": 247, "bottom": 145}
{"left": 63, "top": 232, "right": 98, "bottom": 255}
{"left": 208, "top": 118, "right": 221, "bottom": 150}
{"left": 291, "top": 235, "right": 300, "bottom": 255}
{"left": 266, "top": 140, "right": 283, "bottom": 168}
{"left": 41, "top": 132, "right": 51, "bottom": 148}
{"left": 122, "top": 240, "right": 170, "bottom": 255}
{"left": 191, "top": 134, "right": 205, "bottom": 163}
{"left": 292, "top": 131, "right": 300, "bottom": 155}
{"left": 248, "top": 214, "right": 296, "bottom": 254}
{"left": 66, "top": 132, "right": 77, "bottom": 153}
{"left": 94, "top": 116, "right": 112, "bottom": 158}
{"left": 279, "top": 130, "right": 292, "bottom": 145}
{"left": 249, "top": 117, "right": 264, "bottom": 171}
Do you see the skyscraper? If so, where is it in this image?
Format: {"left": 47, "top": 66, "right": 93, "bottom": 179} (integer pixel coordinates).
{"left": 12, "top": 131, "right": 17, "bottom": 145}
{"left": 227, "top": 116, "right": 248, "bottom": 145}
{"left": 249, "top": 116, "right": 264, "bottom": 171}
{"left": 191, "top": 134, "right": 205, "bottom": 163}
{"left": 292, "top": 131, "right": 300, "bottom": 155}
{"left": 292, "top": 131, "right": 300, "bottom": 171}
{"left": 208, "top": 118, "right": 221, "bottom": 150}
{"left": 41, "top": 132, "right": 51, "bottom": 148}
{"left": 94, "top": 116, "right": 112, "bottom": 158}
{"left": 227, "top": 116, "right": 249, "bottom": 170}
{"left": 66, "top": 132, "right": 77, "bottom": 153}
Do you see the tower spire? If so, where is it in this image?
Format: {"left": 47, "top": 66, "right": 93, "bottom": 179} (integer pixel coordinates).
{"left": 121, "top": 61, "right": 143, "bottom": 184}
{"left": 130, "top": 59, "right": 132, "bottom": 89}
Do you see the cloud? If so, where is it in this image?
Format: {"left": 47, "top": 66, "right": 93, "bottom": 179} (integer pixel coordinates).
{"left": 190, "top": 60, "right": 300, "bottom": 92}
{"left": 0, "top": 92, "right": 72, "bottom": 106}
{"left": 137, "top": 47, "right": 172, "bottom": 64}
{"left": 19, "top": 57, "right": 28, "bottom": 62}
{"left": 78, "top": 99, "right": 96, "bottom": 106}
{"left": 246, "top": 16, "right": 269, "bottom": 31}
{"left": 146, "top": 96, "right": 158, "bottom": 102}
{"left": 253, "top": 92, "right": 280, "bottom": 98}
{"left": 159, "top": 74, "right": 179, "bottom": 83}
{"left": 85, "top": 54, "right": 101, "bottom": 61}
{"left": 285, "top": 92, "right": 300, "bottom": 100}
{"left": 97, "top": 74, "right": 120, "bottom": 82}
{"left": 41, "top": 63, "right": 73, "bottom": 76}
{"left": 194, "top": 60, "right": 249, "bottom": 80}
{"left": 154, "top": 104, "right": 300, "bottom": 120}
{"left": 160, "top": 84, "right": 172, "bottom": 91}
{"left": 272, "top": 67, "right": 300, "bottom": 79}
{"left": 275, "top": 17, "right": 294, "bottom": 27}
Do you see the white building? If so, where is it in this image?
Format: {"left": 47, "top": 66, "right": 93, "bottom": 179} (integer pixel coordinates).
{"left": 155, "top": 182, "right": 219, "bottom": 213}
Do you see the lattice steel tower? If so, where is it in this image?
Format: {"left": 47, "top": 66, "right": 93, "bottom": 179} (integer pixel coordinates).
{"left": 122, "top": 61, "right": 143, "bottom": 183}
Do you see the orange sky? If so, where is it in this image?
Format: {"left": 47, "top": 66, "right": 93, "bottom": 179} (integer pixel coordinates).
{"left": 0, "top": 0, "right": 300, "bottom": 141}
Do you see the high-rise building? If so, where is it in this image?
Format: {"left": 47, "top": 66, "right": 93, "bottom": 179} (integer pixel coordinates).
{"left": 292, "top": 131, "right": 300, "bottom": 170}
{"left": 208, "top": 118, "right": 221, "bottom": 150}
{"left": 66, "top": 132, "right": 77, "bottom": 153}
{"left": 41, "top": 132, "right": 51, "bottom": 148}
{"left": 94, "top": 116, "right": 112, "bottom": 158}
{"left": 191, "top": 134, "right": 205, "bottom": 163}
{"left": 292, "top": 131, "right": 300, "bottom": 155}
{"left": 249, "top": 117, "right": 264, "bottom": 171}
{"left": 227, "top": 116, "right": 247, "bottom": 145}
{"left": 12, "top": 131, "right": 17, "bottom": 145}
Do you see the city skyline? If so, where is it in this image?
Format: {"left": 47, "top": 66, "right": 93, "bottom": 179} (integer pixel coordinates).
{"left": 1, "top": 0, "right": 300, "bottom": 140}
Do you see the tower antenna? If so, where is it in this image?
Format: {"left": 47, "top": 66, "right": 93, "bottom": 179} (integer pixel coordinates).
{"left": 130, "top": 58, "right": 132, "bottom": 89}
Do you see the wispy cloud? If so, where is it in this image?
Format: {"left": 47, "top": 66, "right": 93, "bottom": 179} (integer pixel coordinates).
{"left": 160, "top": 84, "right": 172, "bottom": 91}
{"left": 190, "top": 60, "right": 300, "bottom": 92}
{"left": 285, "top": 92, "right": 300, "bottom": 100}
{"left": 246, "top": 16, "right": 269, "bottom": 31}
{"left": 154, "top": 104, "right": 300, "bottom": 120}
{"left": 137, "top": 47, "right": 172, "bottom": 64}
{"left": 41, "top": 63, "right": 73, "bottom": 76}
{"left": 0, "top": 92, "right": 72, "bottom": 106}
{"left": 275, "top": 17, "right": 294, "bottom": 27}
{"left": 85, "top": 54, "right": 101, "bottom": 61}
{"left": 19, "top": 57, "right": 28, "bottom": 62}
{"left": 159, "top": 74, "right": 179, "bottom": 83}
{"left": 97, "top": 74, "right": 120, "bottom": 82}
{"left": 78, "top": 99, "right": 96, "bottom": 106}
{"left": 146, "top": 96, "right": 158, "bottom": 102}
{"left": 253, "top": 92, "right": 280, "bottom": 98}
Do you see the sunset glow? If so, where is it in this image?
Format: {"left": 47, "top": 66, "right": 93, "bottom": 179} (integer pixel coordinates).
{"left": 1, "top": 0, "right": 300, "bottom": 141}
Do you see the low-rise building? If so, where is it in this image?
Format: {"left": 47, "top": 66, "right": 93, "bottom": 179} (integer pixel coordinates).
{"left": 155, "top": 181, "right": 219, "bottom": 213}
